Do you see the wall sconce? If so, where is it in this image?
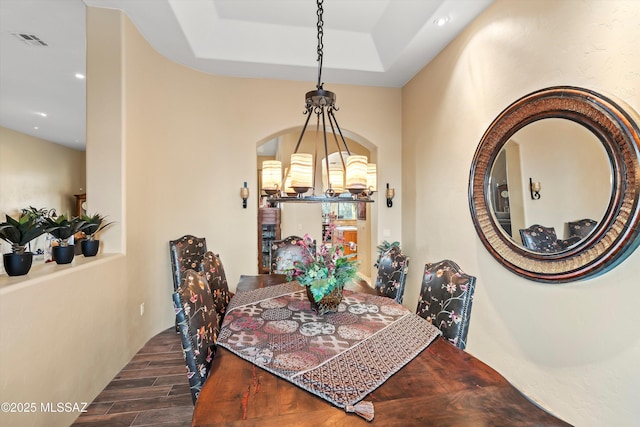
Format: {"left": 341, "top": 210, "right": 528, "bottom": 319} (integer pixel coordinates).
{"left": 240, "top": 182, "right": 250, "bottom": 208}
{"left": 530, "top": 178, "right": 541, "bottom": 200}
{"left": 386, "top": 183, "right": 395, "bottom": 208}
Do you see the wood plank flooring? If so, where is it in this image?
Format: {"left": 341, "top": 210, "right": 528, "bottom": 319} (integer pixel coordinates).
{"left": 72, "top": 328, "right": 193, "bottom": 427}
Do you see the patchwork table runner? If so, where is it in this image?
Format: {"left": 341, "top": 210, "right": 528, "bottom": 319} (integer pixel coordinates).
{"left": 217, "top": 282, "right": 441, "bottom": 421}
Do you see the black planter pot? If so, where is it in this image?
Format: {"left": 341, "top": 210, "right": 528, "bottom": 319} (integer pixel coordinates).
{"left": 3, "top": 252, "right": 34, "bottom": 276}
{"left": 81, "top": 240, "right": 100, "bottom": 257}
{"left": 52, "top": 245, "right": 75, "bottom": 264}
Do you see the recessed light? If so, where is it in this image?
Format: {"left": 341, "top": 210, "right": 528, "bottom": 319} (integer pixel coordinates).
{"left": 36, "top": 112, "right": 47, "bottom": 117}
{"left": 33, "top": 126, "right": 39, "bottom": 130}
{"left": 75, "top": 73, "right": 85, "bottom": 79}
{"left": 434, "top": 16, "right": 449, "bottom": 27}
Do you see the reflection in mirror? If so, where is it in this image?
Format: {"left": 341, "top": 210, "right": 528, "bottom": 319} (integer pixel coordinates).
{"left": 488, "top": 119, "right": 612, "bottom": 251}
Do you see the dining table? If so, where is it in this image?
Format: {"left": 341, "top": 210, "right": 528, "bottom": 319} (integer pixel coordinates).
{"left": 191, "top": 275, "right": 570, "bottom": 426}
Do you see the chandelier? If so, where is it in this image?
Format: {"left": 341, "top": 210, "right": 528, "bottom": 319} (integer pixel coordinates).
{"left": 262, "top": 0, "right": 376, "bottom": 204}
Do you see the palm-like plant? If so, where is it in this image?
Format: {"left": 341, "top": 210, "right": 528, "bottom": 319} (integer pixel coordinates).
{"left": 374, "top": 240, "right": 400, "bottom": 267}
{"left": 0, "top": 213, "right": 47, "bottom": 253}
{"left": 41, "top": 215, "right": 86, "bottom": 246}
{"left": 20, "top": 206, "right": 57, "bottom": 225}
{"left": 79, "top": 213, "right": 114, "bottom": 241}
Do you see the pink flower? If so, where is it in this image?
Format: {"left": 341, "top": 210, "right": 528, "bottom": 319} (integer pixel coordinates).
{"left": 449, "top": 311, "right": 461, "bottom": 324}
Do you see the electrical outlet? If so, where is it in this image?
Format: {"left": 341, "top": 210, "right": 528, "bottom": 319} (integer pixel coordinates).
{"left": 140, "top": 303, "right": 145, "bottom": 316}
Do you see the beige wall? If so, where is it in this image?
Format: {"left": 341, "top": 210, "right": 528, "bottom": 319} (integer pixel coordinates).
{"left": 0, "top": 126, "right": 85, "bottom": 217}
{"left": 0, "top": 254, "right": 127, "bottom": 427}
{"left": 402, "top": 1, "right": 640, "bottom": 426}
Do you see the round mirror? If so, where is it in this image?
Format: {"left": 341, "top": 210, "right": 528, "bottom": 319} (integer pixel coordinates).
{"left": 469, "top": 86, "right": 640, "bottom": 282}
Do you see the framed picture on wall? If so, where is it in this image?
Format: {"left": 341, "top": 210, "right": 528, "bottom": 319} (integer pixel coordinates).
{"left": 357, "top": 202, "right": 366, "bottom": 220}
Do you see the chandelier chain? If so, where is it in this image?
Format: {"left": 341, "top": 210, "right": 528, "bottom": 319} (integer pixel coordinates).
{"left": 316, "top": 0, "right": 324, "bottom": 89}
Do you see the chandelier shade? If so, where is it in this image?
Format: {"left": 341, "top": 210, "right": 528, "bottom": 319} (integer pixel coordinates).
{"left": 367, "top": 163, "right": 377, "bottom": 194}
{"left": 322, "top": 159, "right": 345, "bottom": 196}
{"left": 345, "top": 155, "right": 368, "bottom": 193}
{"left": 290, "top": 153, "right": 313, "bottom": 193}
{"left": 261, "top": 160, "right": 282, "bottom": 195}
{"left": 283, "top": 172, "right": 296, "bottom": 196}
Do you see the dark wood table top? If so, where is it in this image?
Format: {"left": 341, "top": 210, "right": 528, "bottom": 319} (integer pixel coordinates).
{"left": 192, "top": 275, "right": 569, "bottom": 426}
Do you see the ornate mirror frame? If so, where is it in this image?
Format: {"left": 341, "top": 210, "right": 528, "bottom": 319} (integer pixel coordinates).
{"left": 469, "top": 86, "right": 640, "bottom": 282}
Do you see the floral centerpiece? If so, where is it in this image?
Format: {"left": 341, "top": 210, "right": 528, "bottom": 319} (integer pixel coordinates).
{"left": 286, "top": 231, "right": 358, "bottom": 314}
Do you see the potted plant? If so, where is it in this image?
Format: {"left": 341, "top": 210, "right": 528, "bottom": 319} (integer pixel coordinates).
{"left": 0, "top": 212, "right": 47, "bottom": 276}
{"left": 374, "top": 240, "right": 400, "bottom": 267}
{"left": 286, "top": 229, "right": 358, "bottom": 315}
{"left": 41, "top": 215, "right": 86, "bottom": 264}
{"left": 79, "top": 213, "right": 113, "bottom": 256}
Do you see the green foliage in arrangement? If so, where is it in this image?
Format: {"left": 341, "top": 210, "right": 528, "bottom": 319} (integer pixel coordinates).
{"left": 80, "top": 213, "right": 114, "bottom": 240}
{"left": 41, "top": 215, "right": 86, "bottom": 246}
{"left": 286, "top": 232, "right": 359, "bottom": 302}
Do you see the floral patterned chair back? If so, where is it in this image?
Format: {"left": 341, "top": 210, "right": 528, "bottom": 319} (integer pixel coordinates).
{"left": 554, "top": 235, "right": 582, "bottom": 251}
{"left": 270, "top": 235, "right": 314, "bottom": 274}
{"left": 416, "top": 260, "right": 476, "bottom": 350}
{"left": 202, "top": 251, "right": 232, "bottom": 320}
{"left": 519, "top": 224, "right": 558, "bottom": 253}
{"left": 169, "top": 235, "right": 207, "bottom": 291}
{"left": 374, "top": 245, "right": 410, "bottom": 304}
{"left": 172, "top": 269, "right": 220, "bottom": 404}
{"left": 567, "top": 218, "right": 597, "bottom": 239}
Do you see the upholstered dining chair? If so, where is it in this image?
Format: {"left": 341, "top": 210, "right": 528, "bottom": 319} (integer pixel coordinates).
{"left": 519, "top": 224, "right": 558, "bottom": 253}
{"left": 416, "top": 260, "right": 476, "bottom": 350}
{"left": 173, "top": 269, "right": 220, "bottom": 404}
{"left": 202, "top": 251, "right": 232, "bottom": 320}
{"left": 270, "top": 235, "right": 312, "bottom": 274}
{"left": 374, "top": 245, "right": 410, "bottom": 304}
{"left": 568, "top": 218, "right": 597, "bottom": 239}
{"left": 169, "top": 235, "right": 207, "bottom": 291}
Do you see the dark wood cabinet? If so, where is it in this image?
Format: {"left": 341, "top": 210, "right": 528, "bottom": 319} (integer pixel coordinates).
{"left": 258, "top": 207, "right": 281, "bottom": 274}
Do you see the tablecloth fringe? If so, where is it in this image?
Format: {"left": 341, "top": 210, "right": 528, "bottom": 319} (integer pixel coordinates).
{"left": 346, "top": 400, "right": 374, "bottom": 421}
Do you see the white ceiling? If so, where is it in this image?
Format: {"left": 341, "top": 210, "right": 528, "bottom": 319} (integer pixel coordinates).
{"left": 0, "top": 0, "right": 493, "bottom": 150}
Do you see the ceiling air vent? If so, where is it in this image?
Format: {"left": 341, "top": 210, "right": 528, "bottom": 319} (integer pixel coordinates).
{"left": 11, "top": 32, "right": 48, "bottom": 47}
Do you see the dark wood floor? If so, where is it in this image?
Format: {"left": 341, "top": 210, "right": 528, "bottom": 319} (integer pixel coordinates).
{"left": 72, "top": 328, "right": 193, "bottom": 427}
